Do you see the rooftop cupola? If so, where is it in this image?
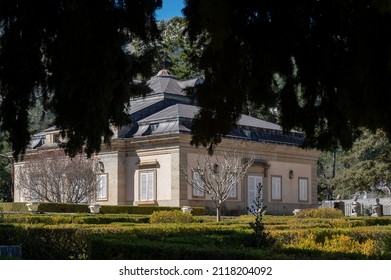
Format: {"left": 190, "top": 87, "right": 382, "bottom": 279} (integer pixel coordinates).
{"left": 156, "top": 69, "right": 174, "bottom": 77}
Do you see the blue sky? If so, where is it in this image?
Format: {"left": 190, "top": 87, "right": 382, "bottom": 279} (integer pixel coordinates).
{"left": 156, "top": 0, "right": 185, "bottom": 20}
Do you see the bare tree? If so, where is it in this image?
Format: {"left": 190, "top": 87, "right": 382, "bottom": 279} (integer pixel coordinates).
{"left": 16, "top": 150, "right": 99, "bottom": 203}
{"left": 182, "top": 150, "right": 255, "bottom": 222}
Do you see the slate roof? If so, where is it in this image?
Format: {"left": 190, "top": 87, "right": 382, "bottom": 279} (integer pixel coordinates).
{"left": 138, "top": 103, "right": 198, "bottom": 123}
{"left": 147, "top": 75, "right": 185, "bottom": 95}
{"left": 145, "top": 69, "right": 201, "bottom": 96}
{"left": 134, "top": 103, "right": 304, "bottom": 146}
{"left": 27, "top": 69, "right": 304, "bottom": 149}
{"left": 28, "top": 132, "right": 46, "bottom": 150}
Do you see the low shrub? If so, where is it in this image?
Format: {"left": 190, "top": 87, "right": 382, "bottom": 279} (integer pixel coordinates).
{"left": 150, "top": 210, "right": 193, "bottom": 224}
{"left": 101, "top": 205, "right": 205, "bottom": 215}
{"left": 37, "top": 202, "right": 88, "bottom": 213}
{"left": 3, "top": 214, "right": 57, "bottom": 224}
{"left": 295, "top": 208, "right": 344, "bottom": 219}
{"left": 277, "top": 247, "right": 371, "bottom": 260}
{"left": 0, "top": 202, "right": 29, "bottom": 212}
{"left": 0, "top": 224, "right": 89, "bottom": 259}
{"left": 72, "top": 215, "right": 149, "bottom": 224}
{"left": 0, "top": 202, "right": 88, "bottom": 213}
{"left": 88, "top": 234, "right": 273, "bottom": 260}
{"left": 282, "top": 233, "right": 377, "bottom": 257}
{"left": 0, "top": 202, "right": 205, "bottom": 215}
{"left": 2, "top": 212, "right": 391, "bottom": 259}
{"left": 0, "top": 206, "right": 3, "bottom": 223}
{"left": 2, "top": 213, "right": 150, "bottom": 225}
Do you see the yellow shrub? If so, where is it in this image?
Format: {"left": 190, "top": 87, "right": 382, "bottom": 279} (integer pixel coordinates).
{"left": 150, "top": 210, "right": 193, "bottom": 224}
{"left": 295, "top": 208, "right": 344, "bottom": 219}
{"left": 284, "top": 233, "right": 376, "bottom": 256}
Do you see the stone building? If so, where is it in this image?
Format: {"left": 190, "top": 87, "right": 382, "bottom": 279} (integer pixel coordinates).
{"left": 14, "top": 70, "right": 320, "bottom": 215}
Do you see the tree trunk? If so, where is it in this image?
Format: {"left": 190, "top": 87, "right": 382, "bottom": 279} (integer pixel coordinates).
{"left": 216, "top": 206, "right": 221, "bottom": 222}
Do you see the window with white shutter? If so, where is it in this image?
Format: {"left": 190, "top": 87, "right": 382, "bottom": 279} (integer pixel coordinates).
{"left": 192, "top": 171, "right": 205, "bottom": 197}
{"left": 228, "top": 173, "right": 238, "bottom": 198}
{"left": 140, "top": 171, "right": 155, "bottom": 201}
{"left": 271, "top": 176, "right": 282, "bottom": 201}
{"left": 247, "top": 176, "right": 263, "bottom": 211}
{"left": 299, "top": 178, "right": 309, "bottom": 202}
{"left": 97, "top": 174, "right": 108, "bottom": 200}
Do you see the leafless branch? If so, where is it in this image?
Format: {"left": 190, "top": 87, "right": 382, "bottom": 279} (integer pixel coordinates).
{"left": 16, "top": 150, "right": 99, "bottom": 203}
{"left": 182, "top": 149, "right": 255, "bottom": 221}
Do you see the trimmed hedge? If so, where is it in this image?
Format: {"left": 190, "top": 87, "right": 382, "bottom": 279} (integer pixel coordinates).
{"left": 88, "top": 234, "right": 273, "bottom": 260}
{"left": 2, "top": 213, "right": 391, "bottom": 259}
{"left": 150, "top": 210, "right": 193, "bottom": 223}
{"left": 295, "top": 208, "right": 344, "bottom": 219}
{"left": 2, "top": 213, "right": 150, "bottom": 225}
{"left": 0, "top": 202, "right": 30, "bottom": 212}
{"left": 0, "top": 202, "right": 88, "bottom": 213}
{"left": 277, "top": 247, "right": 372, "bottom": 260}
{"left": 100, "top": 205, "right": 205, "bottom": 216}
{"left": 0, "top": 224, "right": 89, "bottom": 259}
{"left": 0, "top": 202, "right": 205, "bottom": 215}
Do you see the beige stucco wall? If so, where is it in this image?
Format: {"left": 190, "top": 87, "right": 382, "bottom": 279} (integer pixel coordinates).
{"left": 132, "top": 148, "right": 178, "bottom": 206}
{"left": 13, "top": 132, "right": 320, "bottom": 216}
{"left": 97, "top": 152, "right": 119, "bottom": 205}
{"left": 267, "top": 161, "right": 312, "bottom": 204}
{"left": 13, "top": 163, "right": 23, "bottom": 202}
{"left": 124, "top": 154, "right": 138, "bottom": 203}
{"left": 178, "top": 136, "right": 320, "bottom": 215}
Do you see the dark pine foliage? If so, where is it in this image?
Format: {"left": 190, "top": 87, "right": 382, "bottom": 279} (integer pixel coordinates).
{"left": 0, "top": 0, "right": 162, "bottom": 158}
{"left": 184, "top": 0, "right": 391, "bottom": 153}
{"left": 2, "top": 0, "right": 391, "bottom": 158}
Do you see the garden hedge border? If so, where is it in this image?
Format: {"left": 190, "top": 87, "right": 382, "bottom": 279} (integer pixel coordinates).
{"left": 0, "top": 202, "right": 205, "bottom": 215}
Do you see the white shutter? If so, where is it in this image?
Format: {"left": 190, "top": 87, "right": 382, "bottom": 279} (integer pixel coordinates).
{"left": 147, "top": 172, "right": 154, "bottom": 200}
{"left": 228, "top": 174, "right": 237, "bottom": 198}
{"left": 248, "top": 176, "right": 262, "bottom": 210}
{"left": 228, "top": 184, "right": 237, "bottom": 198}
{"left": 140, "top": 171, "right": 155, "bottom": 201}
{"left": 140, "top": 173, "right": 147, "bottom": 201}
{"left": 272, "top": 176, "right": 281, "bottom": 200}
{"left": 97, "top": 174, "right": 107, "bottom": 200}
{"left": 299, "top": 178, "right": 308, "bottom": 201}
{"left": 192, "top": 171, "right": 204, "bottom": 197}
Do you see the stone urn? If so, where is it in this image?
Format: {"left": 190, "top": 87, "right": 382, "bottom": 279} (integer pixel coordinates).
{"left": 26, "top": 202, "right": 40, "bottom": 213}
{"left": 88, "top": 204, "right": 101, "bottom": 214}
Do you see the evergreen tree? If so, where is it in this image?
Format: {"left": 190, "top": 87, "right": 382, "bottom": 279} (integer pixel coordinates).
{"left": 0, "top": 0, "right": 162, "bottom": 158}
{"left": 317, "top": 148, "right": 346, "bottom": 201}
{"left": 0, "top": 131, "right": 11, "bottom": 201}
{"left": 158, "top": 17, "right": 201, "bottom": 79}
{"left": 184, "top": 0, "right": 391, "bottom": 153}
{"left": 332, "top": 129, "right": 391, "bottom": 198}
{"left": 140, "top": 16, "right": 202, "bottom": 80}
{"left": 2, "top": 0, "right": 391, "bottom": 159}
